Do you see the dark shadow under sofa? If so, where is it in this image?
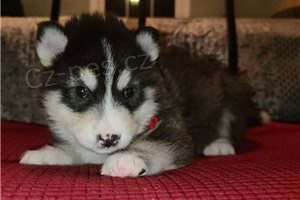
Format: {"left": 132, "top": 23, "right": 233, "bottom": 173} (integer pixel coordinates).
{"left": 1, "top": 17, "right": 300, "bottom": 199}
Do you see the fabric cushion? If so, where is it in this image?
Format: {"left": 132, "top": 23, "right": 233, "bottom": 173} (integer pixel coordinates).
{"left": 1, "top": 120, "right": 300, "bottom": 199}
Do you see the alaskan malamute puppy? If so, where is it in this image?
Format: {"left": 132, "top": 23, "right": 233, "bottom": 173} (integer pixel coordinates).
{"left": 20, "top": 14, "right": 269, "bottom": 177}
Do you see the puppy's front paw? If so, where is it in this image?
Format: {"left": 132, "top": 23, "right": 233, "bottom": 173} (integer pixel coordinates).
{"left": 203, "top": 138, "right": 235, "bottom": 156}
{"left": 20, "top": 145, "right": 72, "bottom": 165}
{"left": 101, "top": 152, "right": 147, "bottom": 177}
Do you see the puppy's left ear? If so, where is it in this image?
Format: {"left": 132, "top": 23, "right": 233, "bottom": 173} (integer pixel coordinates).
{"left": 136, "top": 27, "right": 159, "bottom": 62}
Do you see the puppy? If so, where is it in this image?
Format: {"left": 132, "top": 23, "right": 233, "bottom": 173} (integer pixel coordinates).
{"left": 20, "top": 14, "right": 270, "bottom": 177}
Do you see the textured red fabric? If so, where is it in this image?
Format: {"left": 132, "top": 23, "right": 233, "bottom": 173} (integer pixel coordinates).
{"left": 1, "top": 120, "right": 300, "bottom": 200}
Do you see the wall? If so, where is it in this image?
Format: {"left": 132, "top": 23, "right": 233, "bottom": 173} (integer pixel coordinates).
{"left": 176, "top": 0, "right": 283, "bottom": 18}
{"left": 21, "top": 0, "right": 105, "bottom": 17}
{"left": 235, "top": 0, "right": 275, "bottom": 18}
{"left": 21, "top": 0, "right": 299, "bottom": 18}
{"left": 190, "top": 0, "right": 225, "bottom": 18}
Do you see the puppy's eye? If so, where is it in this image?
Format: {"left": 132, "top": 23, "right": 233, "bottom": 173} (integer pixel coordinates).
{"left": 123, "top": 87, "right": 134, "bottom": 99}
{"left": 76, "top": 86, "right": 89, "bottom": 98}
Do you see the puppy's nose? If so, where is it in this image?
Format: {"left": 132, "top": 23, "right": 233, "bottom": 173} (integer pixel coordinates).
{"left": 98, "top": 134, "right": 120, "bottom": 148}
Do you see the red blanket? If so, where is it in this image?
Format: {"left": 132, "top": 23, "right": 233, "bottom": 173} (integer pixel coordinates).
{"left": 1, "top": 121, "right": 300, "bottom": 199}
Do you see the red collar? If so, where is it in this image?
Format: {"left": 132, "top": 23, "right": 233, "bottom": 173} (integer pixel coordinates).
{"left": 147, "top": 116, "right": 160, "bottom": 130}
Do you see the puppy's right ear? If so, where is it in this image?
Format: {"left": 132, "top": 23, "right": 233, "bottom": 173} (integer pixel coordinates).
{"left": 36, "top": 22, "right": 68, "bottom": 67}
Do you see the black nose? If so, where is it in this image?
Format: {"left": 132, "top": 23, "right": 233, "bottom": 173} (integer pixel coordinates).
{"left": 98, "top": 134, "right": 120, "bottom": 148}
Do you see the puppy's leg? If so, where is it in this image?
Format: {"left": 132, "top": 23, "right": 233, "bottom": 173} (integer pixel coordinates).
{"left": 101, "top": 140, "right": 192, "bottom": 177}
{"left": 20, "top": 145, "right": 73, "bottom": 165}
{"left": 203, "top": 109, "right": 236, "bottom": 156}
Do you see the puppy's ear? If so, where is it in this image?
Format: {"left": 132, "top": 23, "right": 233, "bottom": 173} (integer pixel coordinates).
{"left": 136, "top": 27, "right": 159, "bottom": 62}
{"left": 36, "top": 22, "right": 68, "bottom": 67}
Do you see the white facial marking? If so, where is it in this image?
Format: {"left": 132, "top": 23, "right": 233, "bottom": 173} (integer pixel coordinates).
{"left": 117, "top": 69, "right": 131, "bottom": 90}
{"left": 100, "top": 39, "right": 138, "bottom": 151}
{"left": 102, "top": 39, "right": 115, "bottom": 86}
{"left": 136, "top": 32, "right": 159, "bottom": 61}
{"left": 80, "top": 68, "right": 97, "bottom": 91}
{"left": 43, "top": 91, "right": 79, "bottom": 143}
{"left": 36, "top": 27, "right": 68, "bottom": 67}
{"left": 134, "top": 87, "right": 159, "bottom": 133}
{"left": 102, "top": 38, "right": 117, "bottom": 126}
{"left": 44, "top": 90, "right": 109, "bottom": 153}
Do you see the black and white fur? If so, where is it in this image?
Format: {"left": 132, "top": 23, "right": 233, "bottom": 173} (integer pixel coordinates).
{"left": 20, "top": 14, "right": 270, "bottom": 177}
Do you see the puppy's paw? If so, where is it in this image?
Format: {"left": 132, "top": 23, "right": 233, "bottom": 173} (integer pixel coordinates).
{"left": 20, "top": 145, "right": 72, "bottom": 165}
{"left": 203, "top": 138, "right": 235, "bottom": 156}
{"left": 101, "top": 152, "right": 147, "bottom": 177}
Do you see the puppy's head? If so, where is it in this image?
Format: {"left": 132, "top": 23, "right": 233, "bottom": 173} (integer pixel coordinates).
{"left": 36, "top": 14, "right": 160, "bottom": 154}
